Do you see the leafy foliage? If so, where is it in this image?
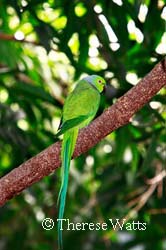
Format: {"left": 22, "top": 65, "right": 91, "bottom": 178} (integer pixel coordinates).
{"left": 0, "top": 0, "right": 166, "bottom": 250}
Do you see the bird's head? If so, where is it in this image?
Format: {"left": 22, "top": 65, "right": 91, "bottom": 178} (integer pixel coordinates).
{"left": 84, "top": 75, "right": 106, "bottom": 93}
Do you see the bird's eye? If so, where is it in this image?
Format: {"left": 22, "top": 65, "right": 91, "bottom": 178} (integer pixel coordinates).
{"left": 98, "top": 80, "right": 102, "bottom": 83}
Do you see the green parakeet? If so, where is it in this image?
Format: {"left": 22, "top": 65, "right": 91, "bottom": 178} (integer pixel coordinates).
{"left": 56, "top": 75, "right": 106, "bottom": 249}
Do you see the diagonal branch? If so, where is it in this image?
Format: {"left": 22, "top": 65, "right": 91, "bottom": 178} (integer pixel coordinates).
{"left": 0, "top": 60, "right": 166, "bottom": 206}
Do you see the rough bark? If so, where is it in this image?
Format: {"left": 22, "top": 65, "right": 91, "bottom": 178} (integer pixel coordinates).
{"left": 0, "top": 60, "right": 166, "bottom": 206}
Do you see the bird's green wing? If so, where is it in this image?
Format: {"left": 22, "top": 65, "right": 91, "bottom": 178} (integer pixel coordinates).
{"left": 55, "top": 115, "right": 89, "bottom": 138}
{"left": 62, "top": 79, "right": 100, "bottom": 122}
{"left": 56, "top": 80, "right": 100, "bottom": 138}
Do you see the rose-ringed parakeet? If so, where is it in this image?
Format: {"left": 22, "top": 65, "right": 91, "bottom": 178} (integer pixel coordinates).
{"left": 56, "top": 75, "right": 106, "bottom": 249}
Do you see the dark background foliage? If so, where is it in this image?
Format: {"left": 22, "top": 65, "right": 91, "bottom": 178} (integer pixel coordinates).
{"left": 0, "top": 0, "right": 166, "bottom": 249}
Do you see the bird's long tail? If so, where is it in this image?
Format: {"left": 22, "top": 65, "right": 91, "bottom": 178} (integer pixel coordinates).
{"left": 57, "top": 129, "right": 78, "bottom": 250}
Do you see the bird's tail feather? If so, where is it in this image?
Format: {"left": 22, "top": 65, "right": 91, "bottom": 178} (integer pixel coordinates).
{"left": 57, "top": 129, "right": 78, "bottom": 250}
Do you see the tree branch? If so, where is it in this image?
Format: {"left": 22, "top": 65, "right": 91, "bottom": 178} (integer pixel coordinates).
{"left": 0, "top": 60, "right": 166, "bottom": 206}
{"left": 0, "top": 32, "right": 39, "bottom": 45}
